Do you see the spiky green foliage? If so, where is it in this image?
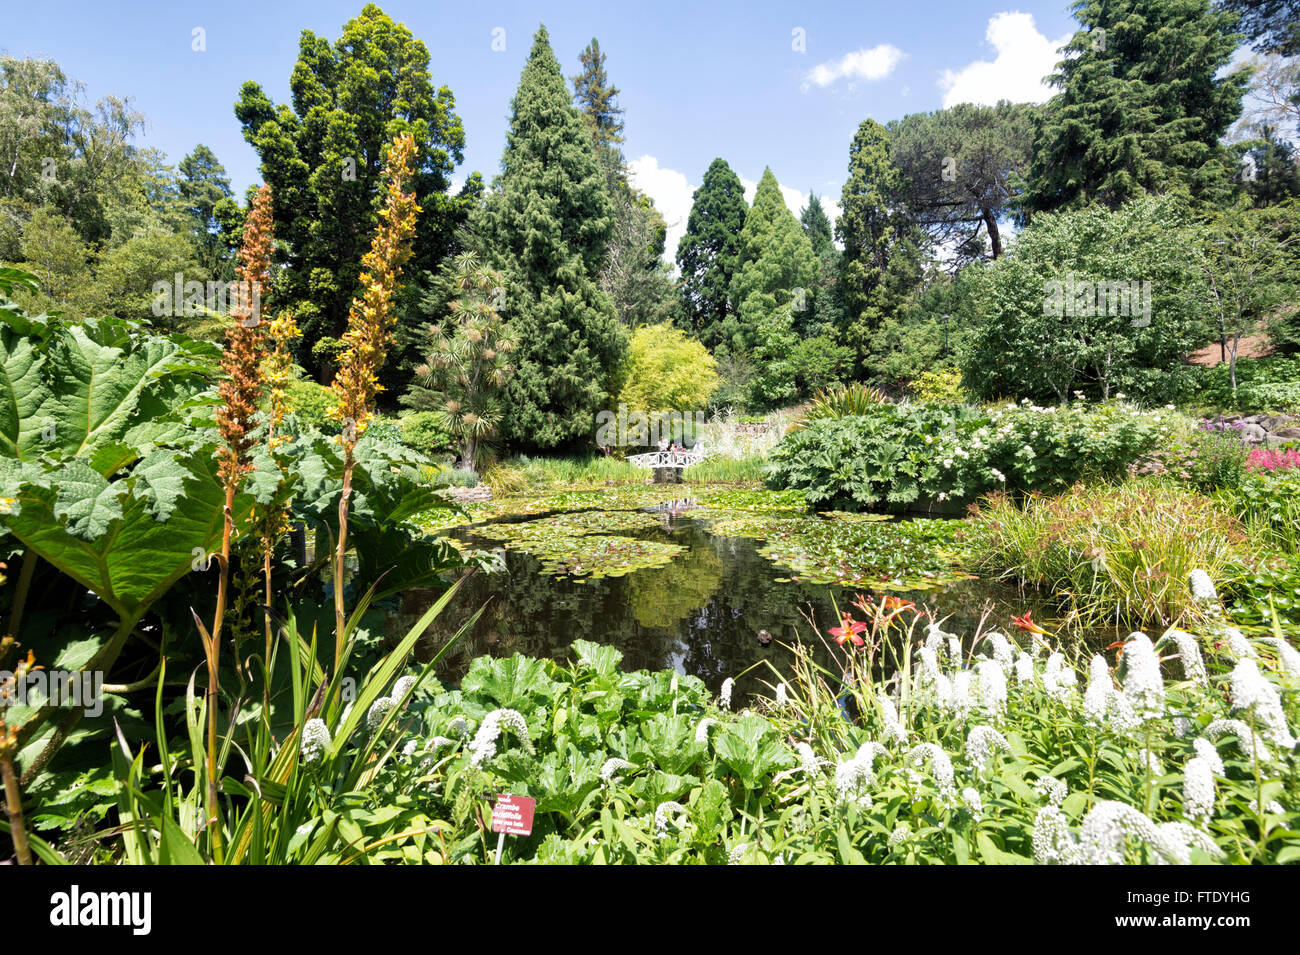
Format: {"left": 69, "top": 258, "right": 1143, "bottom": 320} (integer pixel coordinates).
{"left": 476, "top": 25, "right": 623, "bottom": 451}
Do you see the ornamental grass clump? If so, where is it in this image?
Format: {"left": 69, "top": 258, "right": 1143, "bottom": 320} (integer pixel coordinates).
{"left": 970, "top": 481, "right": 1251, "bottom": 629}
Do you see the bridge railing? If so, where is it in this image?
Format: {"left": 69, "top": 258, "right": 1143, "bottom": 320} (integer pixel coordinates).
{"left": 625, "top": 448, "right": 709, "bottom": 469}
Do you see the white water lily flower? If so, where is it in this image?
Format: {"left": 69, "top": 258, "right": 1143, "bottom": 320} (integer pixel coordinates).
{"left": 907, "top": 742, "right": 957, "bottom": 804}
{"left": 1121, "top": 633, "right": 1164, "bottom": 719}
{"left": 1262, "top": 637, "right": 1300, "bottom": 678}
{"left": 694, "top": 717, "right": 719, "bottom": 744}
{"left": 600, "top": 757, "right": 636, "bottom": 783}
{"left": 300, "top": 718, "right": 331, "bottom": 764}
{"left": 1229, "top": 659, "right": 1296, "bottom": 750}
{"left": 977, "top": 659, "right": 1008, "bottom": 722}
{"left": 469, "top": 708, "right": 534, "bottom": 767}
{"left": 966, "top": 725, "right": 1011, "bottom": 773}
{"left": 1161, "top": 630, "right": 1207, "bottom": 686}
{"left": 961, "top": 787, "right": 983, "bottom": 817}
{"left": 719, "top": 677, "right": 734, "bottom": 710}
{"left": 1188, "top": 569, "right": 1218, "bottom": 603}
{"left": 1182, "top": 757, "right": 1217, "bottom": 829}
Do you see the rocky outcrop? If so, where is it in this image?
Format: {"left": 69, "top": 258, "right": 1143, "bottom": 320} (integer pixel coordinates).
{"left": 1202, "top": 413, "right": 1300, "bottom": 446}
{"left": 437, "top": 484, "right": 492, "bottom": 504}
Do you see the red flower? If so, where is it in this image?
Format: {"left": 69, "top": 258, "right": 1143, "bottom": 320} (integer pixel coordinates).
{"left": 829, "top": 613, "right": 867, "bottom": 647}
{"left": 1010, "top": 611, "right": 1049, "bottom": 635}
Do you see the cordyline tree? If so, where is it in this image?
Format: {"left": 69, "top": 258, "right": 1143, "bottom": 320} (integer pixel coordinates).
{"left": 234, "top": 3, "right": 471, "bottom": 380}
{"left": 410, "top": 251, "right": 517, "bottom": 471}
{"left": 476, "top": 25, "right": 623, "bottom": 450}
{"left": 676, "top": 158, "right": 748, "bottom": 348}
{"left": 202, "top": 183, "right": 274, "bottom": 861}
{"left": 330, "top": 133, "right": 420, "bottom": 669}
{"left": 1024, "top": 0, "right": 1250, "bottom": 215}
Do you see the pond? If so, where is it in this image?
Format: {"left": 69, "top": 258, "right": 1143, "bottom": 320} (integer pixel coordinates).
{"left": 392, "top": 489, "right": 1083, "bottom": 706}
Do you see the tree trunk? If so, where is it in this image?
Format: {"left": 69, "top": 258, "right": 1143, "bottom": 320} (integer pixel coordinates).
{"left": 984, "top": 208, "right": 1002, "bottom": 259}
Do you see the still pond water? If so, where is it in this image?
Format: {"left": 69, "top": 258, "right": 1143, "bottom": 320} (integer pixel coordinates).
{"left": 386, "top": 498, "right": 1096, "bottom": 705}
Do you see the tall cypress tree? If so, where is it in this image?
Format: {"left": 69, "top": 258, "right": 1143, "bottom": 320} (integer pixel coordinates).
{"left": 836, "top": 119, "right": 921, "bottom": 369}
{"left": 477, "top": 25, "right": 622, "bottom": 450}
{"left": 1024, "top": 0, "right": 1250, "bottom": 215}
{"left": 728, "top": 168, "right": 818, "bottom": 353}
{"left": 676, "top": 158, "right": 748, "bottom": 347}
{"left": 800, "top": 192, "right": 842, "bottom": 336}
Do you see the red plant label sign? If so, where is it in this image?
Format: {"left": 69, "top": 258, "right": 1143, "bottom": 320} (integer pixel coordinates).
{"left": 491, "top": 794, "right": 536, "bottom": 836}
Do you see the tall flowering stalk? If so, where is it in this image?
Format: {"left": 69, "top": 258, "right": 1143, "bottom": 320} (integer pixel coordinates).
{"left": 203, "top": 183, "right": 274, "bottom": 861}
{"left": 258, "top": 311, "right": 300, "bottom": 669}
{"left": 329, "top": 133, "right": 420, "bottom": 671}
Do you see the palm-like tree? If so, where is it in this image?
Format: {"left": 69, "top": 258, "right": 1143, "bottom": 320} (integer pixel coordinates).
{"left": 416, "top": 251, "right": 516, "bottom": 471}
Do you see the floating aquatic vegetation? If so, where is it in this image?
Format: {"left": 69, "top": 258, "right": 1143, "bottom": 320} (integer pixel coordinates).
{"left": 702, "top": 513, "right": 972, "bottom": 589}
{"left": 466, "top": 510, "right": 684, "bottom": 579}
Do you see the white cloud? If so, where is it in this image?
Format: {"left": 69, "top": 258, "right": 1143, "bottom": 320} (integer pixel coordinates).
{"left": 804, "top": 44, "right": 905, "bottom": 91}
{"left": 627, "top": 155, "right": 696, "bottom": 263}
{"left": 938, "top": 12, "right": 1070, "bottom": 108}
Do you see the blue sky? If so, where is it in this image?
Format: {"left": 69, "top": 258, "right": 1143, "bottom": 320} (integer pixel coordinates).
{"left": 3, "top": 1, "right": 1084, "bottom": 253}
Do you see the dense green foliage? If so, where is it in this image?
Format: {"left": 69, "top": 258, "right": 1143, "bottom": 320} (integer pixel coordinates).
{"left": 475, "top": 27, "right": 624, "bottom": 451}
{"left": 766, "top": 400, "right": 1167, "bottom": 512}
{"left": 676, "top": 158, "right": 749, "bottom": 349}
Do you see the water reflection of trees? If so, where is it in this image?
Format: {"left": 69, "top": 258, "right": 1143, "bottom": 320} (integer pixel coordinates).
{"left": 400, "top": 515, "right": 1064, "bottom": 706}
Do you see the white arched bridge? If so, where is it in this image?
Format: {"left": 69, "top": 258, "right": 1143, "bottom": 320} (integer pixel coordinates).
{"left": 624, "top": 446, "right": 710, "bottom": 470}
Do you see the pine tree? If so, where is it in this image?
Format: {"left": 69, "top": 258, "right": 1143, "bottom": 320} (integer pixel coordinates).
{"left": 1024, "top": 0, "right": 1250, "bottom": 215}
{"left": 477, "top": 25, "right": 623, "bottom": 450}
{"left": 178, "top": 144, "right": 234, "bottom": 274}
{"left": 836, "top": 119, "right": 922, "bottom": 368}
{"left": 676, "top": 158, "right": 748, "bottom": 346}
{"left": 571, "top": 37, "right": 625, "bottom": 181}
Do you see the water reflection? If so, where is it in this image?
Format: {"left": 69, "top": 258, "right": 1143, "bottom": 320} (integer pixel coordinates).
{"left": 400, "top": 512, "right": 1065, "bottom": 707}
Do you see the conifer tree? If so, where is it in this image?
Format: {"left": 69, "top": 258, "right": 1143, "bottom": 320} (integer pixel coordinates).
{"left": 1024, "top": 0, "right": 1250, "bottom": 214}
{"left": 477, "top": 25, "right": 622, "bottom": 450}
{"left": 836, "top": 119, "right": 922, "bottom": 368}
{"left": 676, "top": 158, "right": 748, "bottom": 347}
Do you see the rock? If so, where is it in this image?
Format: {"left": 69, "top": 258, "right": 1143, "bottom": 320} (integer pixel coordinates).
{"left": 1271, "top": 426, "right": 1300, "bottom": 441}
{"left": 757, "top": 629, "right": 773, "bottom": 646}
{"left": 1239, "top": 423, "right": 1268, "bottom": 444}
{"left": 1261, "top": 415, "right": 1299, "bottom": 432}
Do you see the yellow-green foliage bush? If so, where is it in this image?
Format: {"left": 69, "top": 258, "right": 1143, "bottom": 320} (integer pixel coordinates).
{"left": 613, "top": 323, "right": 718, "bottom": 419}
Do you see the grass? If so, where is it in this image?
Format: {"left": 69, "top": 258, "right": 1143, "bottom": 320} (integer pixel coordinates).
{"left": 967, "top": 480, "right": 1252, "bottom": 630}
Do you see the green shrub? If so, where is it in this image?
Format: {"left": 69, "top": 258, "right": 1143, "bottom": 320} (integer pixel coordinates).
{"left": 433, "top": 466, "right": 480, "bottom": 488}
{"left": 1187, "top": 425, "right": 1249, "bottom": 492}
{"left": 285, "top": 378, "right": 339, "bottom": 432}
{"left": 1219, "top": 468, "right": 1300, "bottom": 555}
{"left": 766, "top": 399, "right": 1169, "bottom": 512}
{"left": 908, "top": 367, "right": 966, "bottom": 403}
{"left": 1194, "top": 355, "right": 1300, "bottom": 411}
{"left": 400, "top": 410, "right": 455, "bottom": 457}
